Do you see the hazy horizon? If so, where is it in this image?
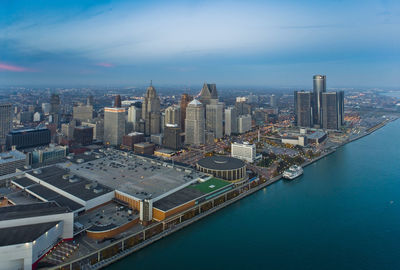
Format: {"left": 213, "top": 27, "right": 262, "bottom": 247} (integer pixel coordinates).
{"left": 1, "top": 0, "right": 399, "bottom": 88}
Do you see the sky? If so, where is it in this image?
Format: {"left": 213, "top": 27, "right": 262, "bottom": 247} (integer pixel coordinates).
{"left": 0, "top": 0, "right": 399, "bottom": 88}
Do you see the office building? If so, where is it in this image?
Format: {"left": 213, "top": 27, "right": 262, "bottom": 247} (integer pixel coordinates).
{"left": 321, "top": 91, "right": 344, "bottom": 130}
{"left": 231, "top": 142, "right": 257, "bottom": 163}
{"left": 165, "top": 105, "right": 181, "bottom": 127}
{"left": 6, "top": 128, "right": 51, "bottom": 150}
{"left": 73, "top": 103, "right": 93, "bottom": 122}
{"left": 0, "top": 103, "right": 12, "bottom": 144}
{"left": 50, "top": 93, "right": 60, "bottom": 126}
{"left": 33, "top": 112, "right": 41, "bottom": 122}
{"left": 313, "top": 75, "right": 326, "bottom": 126}
{"left": 73, "top": 126, "right": 93, "bottom": 145}
{"left": 81, "top": 119, "right": 104, "bottom": 141}
{"left": 225, "top": 106, "right": 238, "bottom": 136}
{"left": 114, "top": 95, "right": 122, "bottom": 108}
{"left": 270, "top": 94, "right": 277, "bottom": 107}
{"left": 206, "top": 102, "right": 224, "bottom": 139}
{"left": 142, "top": 83, "right": 161, "bottom": 136}
{"left": 180, "top": 93, "right": 193, "bottom": 131}
{"left": 122, "top": 132, "right": 145, "bottom": 150}
{"left": 104, "top": 107, "right": 126, "bottom": 145}
{"left": 32, "top": 145, "right": 68, "bottom": 164}
{"left": 235, "top": 100, "right": 251, "bottom": 116}
{"left": 199, "top": 83, "right": 218, "bottom": 106}
{"left": 185, "top": 99, "right": 205, "bottom": 146}
{"left": 127, "top": 106, "right": 141, "bottom": 129}
{"left": 41, "top": 103, "right": 51, "bottom": 115}
{"left": 237, "top": 115, "right": 252, "bottom": 134}
{"left": 163, "top": 125, "right": 181, "bottom": 150}
{"left": 134, "top": 142, "right": 155, "bottom": 155}
{"left": 294, "top": 91, "right": 313, "bottom": 128}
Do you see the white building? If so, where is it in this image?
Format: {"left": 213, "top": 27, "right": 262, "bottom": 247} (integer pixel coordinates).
{"left": 185, "top": 99, "right": 205, "bottom": 146}
{"left": 237, "top": 114, "right": 252, "bottom": 134}
{"left": 0, "top": 202, "right": 74, "bottom": 270}
{"left": 231, "top": 142, "right": 257, "bottom": 163}
{"left": 104, "top": 107, "right": 126, "bottom": 145}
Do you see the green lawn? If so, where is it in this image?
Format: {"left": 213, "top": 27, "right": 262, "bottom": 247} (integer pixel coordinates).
{"left": 190, "top": 177, "right": 231, "bottom": 194}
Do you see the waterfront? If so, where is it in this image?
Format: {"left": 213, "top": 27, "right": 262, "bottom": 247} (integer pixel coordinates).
{"left": 107, "top": 119, "right": 400, "bottom": 270}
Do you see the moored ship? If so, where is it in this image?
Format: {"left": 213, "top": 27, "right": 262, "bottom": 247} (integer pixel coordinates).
{"left": 282, "top": 165, "right": 303, "bottom": 180}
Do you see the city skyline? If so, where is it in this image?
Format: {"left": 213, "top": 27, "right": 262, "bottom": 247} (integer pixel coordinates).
{"left": 1, "top": 0, "right": 399, "bottom": 88}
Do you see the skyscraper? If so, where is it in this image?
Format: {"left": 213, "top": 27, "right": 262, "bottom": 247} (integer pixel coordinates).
{"left": 225, "top": 106, "right": 238, "bottom": 136}
{"left": 199, "top": 83, "right": 218, "bottom": 106}
{"left": 142, "top": 83, "right": 161, "bottom": 136}
{"left": 313, "top": 75, "right": 326, "bottom": 126}
{"left": 185, "top": 99, "right": 205, "bottom": 146}
{"left": 127, "top": 106, "right": 141, "bottom": 131}
{"left": 294, "top": 91, "right": 312, "bottom": 128}
{"left": 321, "top": 91, "right": 344, "bottom": 130}
{"left": 0, "top": 103, "right": 12, "bottom": 144}
{"left": 73, "top": 103, "right": 93, "bottom": 122}
{"left": 114, "top": 95, "right": 122, "bottom": 108}
{"left": 50, "top": 93, "right": 60, "bottom": 127}
{"left": 104, "top": 107, "right": 126, "bottom": 145}
{"left": 206, "top": 102, "right": 224, "bottom": 139}
{"left": 180, "top": 93, "right": 193, "bottom": 131}
{"left": 270, "top": 94, "right": 277, "bottom": 107}
{"left": 165, "top": 105, "right": 181, "bottom": 127}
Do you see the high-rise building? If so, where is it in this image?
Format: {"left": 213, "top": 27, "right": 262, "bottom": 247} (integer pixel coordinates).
{"left": 50, "top": 93, "right": 60, "bottom": 127}
{"left": 163, "top": 125, "right": 181, "bottom": 150}
{"left": 180, "top": 93, "right": 193, "bottom": 131}
{"left": 237, "top": 115, "right": 252, "bottom": 134}
{"left": 73, "top": 126, "right": 93, "bottom": 145}
{"left": 6, "top": 128, "right": 51, "bottom": 150}
{"left": 294, "top": 91, "right": 312, "bottom": 128}
{"left": 321, "top": 91, "right": 344, "bottom": 130}
{"left": 104, "top": 107, "right": 126, "bottom": 145}
{"left": 127, "top": 106, "right": 141, "bottom": 132}
{"left": 313, "top": 75, "right": 326, "bottom": 126}
{"left": 87, "top": 95, "right": 94, "bottom": 106}
{"left": 82, "top": 119, "right": 104, "bottom": 141}
{"left": 270, "top": 94, "right": 277, "bottom": 107}
{"left": 42, "top": 103, "right": 51, "bottom": 115}
{"left": 185, "top": 99, "right": 205, "bottom": 146}
{"left": 114, "top": 95, "right": 122, "bottom": 108}
{"left": 165, "top": 105, "right": 181, "bottom": 127}
{"left": 235, "top": 100, "right": 251, "bottom": 116}
{"left": 199, "top": 83, "right": 218, "bottom": 106}
{"left": 225, "top": 106, "right": 238, "bottom": 136}
{"left": 206, "top": 102, "right": 224, "bottom": 139}
{"left": 0, "top": 103, "right": 12, "bottom": 144}
{"left": 73, "top": 103, "right": 93, "bottom": 122}
{"left": 142, "top": 83, "right": 161, "bottom": 136}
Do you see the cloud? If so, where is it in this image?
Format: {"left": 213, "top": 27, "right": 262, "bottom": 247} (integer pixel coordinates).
{"left": 96, "top": 62, "right": 114, "bottom": 67}
{"left": 0, "top": 62, "right": 32, "bottom": 72}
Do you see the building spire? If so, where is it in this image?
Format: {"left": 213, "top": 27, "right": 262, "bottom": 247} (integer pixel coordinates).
{"left": 150, "top": 80, "right": 152, "bottom": 87}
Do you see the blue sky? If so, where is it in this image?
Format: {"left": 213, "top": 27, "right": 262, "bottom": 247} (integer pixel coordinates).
{"left": 0, "top": 0, "right": 399, "bottom": 88}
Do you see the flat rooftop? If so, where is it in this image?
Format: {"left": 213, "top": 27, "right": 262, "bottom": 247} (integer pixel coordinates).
{"left": 0, "top": 150, "right": 26, "bottom": 164}
{"left": 0, "top": 221, "right": 59, "bottom": 246}
{"left": 60, "top": 148, "right": 203, "bottom": 200}
{"left": 0, "top": 202, "right": 70, "bottom": 221}
{"left": 153, "top": 178, "right": 232, "bottom": 211}
{"left": 26, "top": 165, "right": 113, "bottom": 201}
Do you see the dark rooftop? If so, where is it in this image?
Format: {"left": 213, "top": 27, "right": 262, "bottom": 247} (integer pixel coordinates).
{"left": 153, "top": 187, "right": 204, "bottom": 211}
{"left": 197, "top": 156, "right": 245, "bottom": 170}
{"left": 0, "top": 221, "right": 59, "bottom": 246}
{"left": 0, "top": 202, "right": 70, "bottom": 221}
{"left": 27, "top": 165, "right": 113, "bottom": 201}
{"left": 12, "top": 177, "right": 37, "bottom": 188}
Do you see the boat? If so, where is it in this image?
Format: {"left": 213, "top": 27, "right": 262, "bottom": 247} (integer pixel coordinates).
{"left": 282, "top": 165, "right": 303, "bottom": 180}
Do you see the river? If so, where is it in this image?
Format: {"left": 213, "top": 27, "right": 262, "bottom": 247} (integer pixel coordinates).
{"left": 107, "top": 119, "right": 400, "bottom": 270}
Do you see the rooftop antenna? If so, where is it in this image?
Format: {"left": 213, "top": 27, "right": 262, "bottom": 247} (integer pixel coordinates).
{"left": 150, "top": 80, "right": 152, "bottom": 86}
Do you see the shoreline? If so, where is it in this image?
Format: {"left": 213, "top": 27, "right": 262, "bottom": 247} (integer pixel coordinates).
{"left": 47, "top": 118, "right": 395, "bottom": 270}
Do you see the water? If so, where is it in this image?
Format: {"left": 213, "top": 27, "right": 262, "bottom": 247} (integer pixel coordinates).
{"left": 107, "top": 120, "right": 400, "bottom": 270}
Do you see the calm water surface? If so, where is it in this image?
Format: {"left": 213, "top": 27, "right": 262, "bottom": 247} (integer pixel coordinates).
{"left": 108, "top": 119, "right": 400, "bottom": 270}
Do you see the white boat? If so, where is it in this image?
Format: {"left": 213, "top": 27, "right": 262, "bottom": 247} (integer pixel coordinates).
{"left": 282, "top": 165, "right": 303, "bottom": 180}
